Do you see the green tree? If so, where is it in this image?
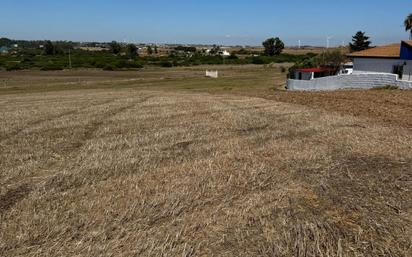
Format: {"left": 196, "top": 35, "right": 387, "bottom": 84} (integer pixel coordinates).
{"left": 209, "top": 45, "right": 221, "bottom": 55}
{"left": 154, "top": 45, "right": 158, "bottom": 54}
{"left": 349, "top": 31, "right": 371, "bottom": 52}
{"left": 127, "top": 44, "right": 138, "bottom": 59}
{"left": 109, "top": 41, "right": 121, "bottom": 54}
{"left": 405, "top": 13, "right": 412, "bottom": 39}
{"left": 147, "top": 46, "right": 153, "bottom": 55}
{"left": 316, "top": 50, "right": 346, "bottom": 71}
{"left": 44, "top": 40, "right": 55, "bottom": 55}
{"left": 0, "top": 38, "right": 12, "bottom": 47}
{"left": 262, "top": 37, "right": 284, "bottom": 56}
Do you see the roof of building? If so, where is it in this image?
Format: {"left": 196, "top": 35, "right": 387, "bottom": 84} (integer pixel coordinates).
{"left": 347, "top": 44, "right": 401, "bottom": 58}
{"left": 296, "top": 67, "right": 334, "bottom": 73}
{"left": 403, "top": 40, "right": 412, "bottom": 47}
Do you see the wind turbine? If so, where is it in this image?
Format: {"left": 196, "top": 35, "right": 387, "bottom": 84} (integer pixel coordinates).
{"left": 326, "top": 36, "right": 333, "bottom": 48}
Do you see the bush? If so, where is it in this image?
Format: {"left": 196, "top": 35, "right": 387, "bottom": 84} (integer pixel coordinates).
{"left": 251, "top": 56, "right": 266, "bottom": 64}
{"left": 6, "top": 64, "right": 23, "bottom": 71}
{"left": 161, "top": 61, "right": 173, "bottom": 67}
{"left": 227, "top": 54, "right": 239, "bottom": 60}
{"left": 128, "top": 61, "right": 143, "bottom": 69}
{"left": 114, "top": 60, "right": 144, "bottom": 69}
{"left": 103, "top": 64, "right": 115, "bottom": 71}
{"left": 114, "top": 60, "right": 128, "bottom": 69}
{"left": 95, "top": 62, "right": 106, "bottom": 69}
{"left": 280, "top": 66, "right": 287, "bottom": 73}
{"left": 40, "top": 64, "right": 64, "bottom": 71}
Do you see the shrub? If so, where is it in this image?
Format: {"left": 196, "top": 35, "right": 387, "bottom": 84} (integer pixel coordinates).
{"left": 95, "top": 62, "right": 106, "bottom": 69}
{"left": 40, "top": 64, "right": 64, "bottom": 71}
{"left": 113, "top": 60, "right": 143, "bottom": 69}
{"left": 128, "top": 61, "right": 143, "bottom": 69}
{"left": 115, "top": 60, "right": 128, "bottom": 69}
{"left": 251, "top": 56, "right": 266, "bottom": 64}
{"left": 280, "top": 66, "right": 287, "bottom": 73}
{"left": 161, "top": 61, "right": 173, "bottom": 67}
{"left": 227, "top": 54, "right": 239, "bottom": 60}
{"left": 6, "top": 64, "right": 23, "bottom": 71}
{"left": 103, "top": 64, "right": 115, "bottom": 71}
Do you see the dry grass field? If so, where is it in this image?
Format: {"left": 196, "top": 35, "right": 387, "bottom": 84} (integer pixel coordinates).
{"left": 0, "top": 66, "right": 411, "bottom": 256}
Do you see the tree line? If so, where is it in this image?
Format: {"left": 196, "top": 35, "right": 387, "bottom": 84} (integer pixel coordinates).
{"left": 1, "top": 13, "right": 411, "bottom": 71}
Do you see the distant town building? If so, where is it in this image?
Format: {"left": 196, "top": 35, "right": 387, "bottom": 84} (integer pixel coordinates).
{"left": 0, "top": 46, "right": 9, "bottom": 54}
{"left": 77, "top": 46, "right": 107, "bottom": 52}
{"left": 205, "top": 48, "right": 231, "bottom": 56}
{"left": 219, "top": 50, "right": 231, "bottom": 57}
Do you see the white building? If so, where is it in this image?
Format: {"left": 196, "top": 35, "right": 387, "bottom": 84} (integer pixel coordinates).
{"left": 286, "top": 41, "right": 412, "bottom": 90}
{"left": 219, "top": 50, "right": 231, "bottom": 57}
{"left": 205, "top": 48, "right": 230, "bottom": 56}
{"left": 348, "top": 40, "right": 412, "bottom": 81}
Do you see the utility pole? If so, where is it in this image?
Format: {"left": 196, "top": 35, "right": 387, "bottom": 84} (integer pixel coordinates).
{"left": 68, "top": 48, "right": 72, "bottom": 69}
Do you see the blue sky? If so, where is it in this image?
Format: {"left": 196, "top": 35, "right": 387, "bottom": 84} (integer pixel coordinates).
{"left": 0, "top": 0, "right": 410, "bottom": 46}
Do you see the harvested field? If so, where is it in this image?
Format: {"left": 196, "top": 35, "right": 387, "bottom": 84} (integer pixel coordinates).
{"left": 251, "top": 90, "right": 412, "bottom": 129}
{"left": 0, "top": 67, "right": 411, "bottom": 256}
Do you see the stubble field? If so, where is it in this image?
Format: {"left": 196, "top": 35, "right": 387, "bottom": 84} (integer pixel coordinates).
{"left": 0, "top": 66, "right": 411, "bottom": 256}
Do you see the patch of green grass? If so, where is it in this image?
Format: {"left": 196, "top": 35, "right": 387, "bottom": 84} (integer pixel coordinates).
{"left": 372, "top": 85, "right": 399, "bottom": 90}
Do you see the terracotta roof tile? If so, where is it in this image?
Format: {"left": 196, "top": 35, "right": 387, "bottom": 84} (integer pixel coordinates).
{"left": 348, "top": 44, "right": 400, "bottom": 58}
{"left": 403, "top": 40, "right": 412, "bottom": 47}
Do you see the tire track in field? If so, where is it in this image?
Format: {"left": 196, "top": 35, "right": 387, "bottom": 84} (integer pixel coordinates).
{"left": 0, "top": 95, "right": 154, "bottom": 215}
{"left": 0, "top": 99, "right": 116, "bottom": 143}
{"left": 0, "top": 183, "right": 31, "bottom": 215}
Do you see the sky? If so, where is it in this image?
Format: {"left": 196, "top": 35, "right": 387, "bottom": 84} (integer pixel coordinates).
{"left": 0, "top": 0, "right": 410, "bottom": 46}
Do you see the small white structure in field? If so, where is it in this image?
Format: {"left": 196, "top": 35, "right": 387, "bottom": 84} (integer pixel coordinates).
{"left": 206, "top": 70, "right": 218, "bottom": 78}
{"left": 219, "top": 50, "right": 231, "bottom": 57}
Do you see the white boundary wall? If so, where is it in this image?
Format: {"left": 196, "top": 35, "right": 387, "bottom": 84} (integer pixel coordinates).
{"left": 287, "top": 73, "right": 412, "bottom": 91}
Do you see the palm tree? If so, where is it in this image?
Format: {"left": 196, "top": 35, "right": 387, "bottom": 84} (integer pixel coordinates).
{"left": 405, "top": 13, "right": 412, "bottom": 39}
